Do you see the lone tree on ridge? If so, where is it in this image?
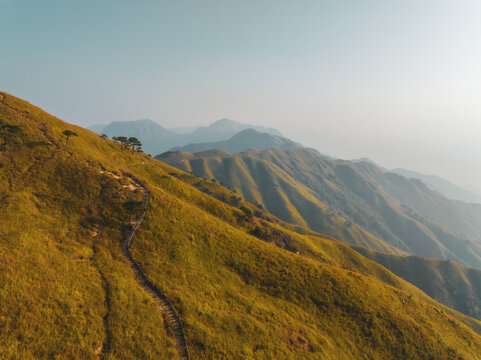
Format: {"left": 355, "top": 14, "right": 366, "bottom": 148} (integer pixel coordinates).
{"left": 62, "top": 130, "right": 78, "bottom": 147}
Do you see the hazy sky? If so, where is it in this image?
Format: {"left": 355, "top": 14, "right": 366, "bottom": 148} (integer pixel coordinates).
{"left": 1, "top": 0, "right": 480, "bottom": 193}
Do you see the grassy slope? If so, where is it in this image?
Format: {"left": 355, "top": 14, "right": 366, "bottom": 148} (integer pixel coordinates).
{"left": 0, "top": 94, "right": 177, "bottom": 359}
{"left": 358, "top": 162, "right": 481, "bottom": 239}
{"left": 161, "top": 168, "right": 481, "bottom": 333}
{"left": 2, "top": 92, "right": 481, "bottom": 359}
{"left": 158, "top": 151, "right": 402, "bottom": 255}
{"left": 352, "top": 245, "right": 481, "bottom": 321}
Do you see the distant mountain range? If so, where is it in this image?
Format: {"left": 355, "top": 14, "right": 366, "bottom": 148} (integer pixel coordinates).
{"left": 352, "top": 158, "right": 481, "bottom": 204}
{"left": 170, "top": 128, "right": 302, "bottom": 154}
{"left": 89, "top": 118, "right": 283, "bottom": 156}
{"left": 391, "top": 168, "right": 481, "bottom": 204}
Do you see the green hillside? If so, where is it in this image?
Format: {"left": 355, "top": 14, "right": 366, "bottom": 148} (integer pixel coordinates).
{"left": 162, "top": 148, "right": 481, "bottom": 270}
{"left": 3, "top": 91, "right": 481, "bottom": 359}
{"left": 158, "top": 150, "right": 402, "bottom": 255}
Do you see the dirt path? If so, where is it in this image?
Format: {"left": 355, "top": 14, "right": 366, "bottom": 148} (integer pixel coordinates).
{"left": 122, "top": 178, "right": 191, "bottom": 360}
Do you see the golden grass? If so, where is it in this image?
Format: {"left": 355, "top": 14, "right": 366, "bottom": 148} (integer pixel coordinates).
{"left": 2, "top": 91, "right": 481, "bottom": 359}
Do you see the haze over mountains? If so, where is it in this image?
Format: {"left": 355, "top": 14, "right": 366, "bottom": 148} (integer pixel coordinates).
{"left": 90, "top": 118, "right": 283, "bottom": 156}
{"left": 170, "top": 128, "right": 302, "bottom": 154}
{"left": 391, "top": 168, "right": 481, "bottom": 204}
{"left": 352, "top": 158, "right": 481, "bottom": 204}
{"left": 8, "top": 91, "right": 481, "bottom": 358}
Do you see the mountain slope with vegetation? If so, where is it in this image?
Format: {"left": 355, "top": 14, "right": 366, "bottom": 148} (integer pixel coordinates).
{"left": 3, "top": 91, "right": 481, "bottom": 359}
{"left": 353, "top": 245, "right": 481, "bottom": 321}
{"left": 352, "top": 159, "right": 481, "bottom": 205}
{"left": 392, "top": 168, "right": 481, "bottom": 204}
{"left": 161, "top": 148, "right": 481, "bottom": 270}
{"left": 157, "top": 150, "right": 402, "bottom": 255}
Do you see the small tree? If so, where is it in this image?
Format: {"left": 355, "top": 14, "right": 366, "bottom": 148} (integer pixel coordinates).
{"left": 128, "top": 137, "right": 142, "bottom": 153}
{"left": 0, "top": 119, "right": 24, "bottom": 150}
{"left": 124, "top": 200, "right": 145, "bottom": 223}
{"left": 62, "top": 130, "right": 78, "bottom": 147}
{"left": 100, "top": 133, "right": 108, "bottom": 139}
{"left": 250, "top": 226, "right": 264, "bottom": 239}
{"left": 116, "top": 136, "right": 129, "bottom": 151}
{"left": 240, "top": 206, "right": 254, "bottom": 219}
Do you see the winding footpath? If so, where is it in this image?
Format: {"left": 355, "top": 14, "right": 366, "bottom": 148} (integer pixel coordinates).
{"left": 122, "top": 177, "right": 191, "bottom": 360}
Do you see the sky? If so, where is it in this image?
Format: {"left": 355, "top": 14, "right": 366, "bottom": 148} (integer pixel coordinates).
{"left": 1, "top": 0, "right": 481, "bottom": 193}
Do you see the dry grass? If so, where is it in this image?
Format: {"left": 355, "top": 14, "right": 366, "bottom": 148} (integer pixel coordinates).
{"left": 2, "top": 91, "right": 481, "bottom": 359}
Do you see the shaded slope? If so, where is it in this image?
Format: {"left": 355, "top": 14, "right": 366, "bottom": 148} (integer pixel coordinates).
{"left": 456, "top": 201, "right": 481, "bottom": 224}
{"left": 249, "top": 148, "right": 481, "bottom": 269}
{"left": 170, "top": 128, "right": 302, "bottom": 154}
{"left": 160, "top": 148, "right": 481, "bottom": 268}
{"left": 392, "top": 168, "right": 481, "bottom": 204}
{"left": 353, "top": 245, "right": 481, "bottom": 321}
{"left": 357, "top": 162, "right": 481, "bottom": 240}
{"left": 3, "top": 91, "right": 481, "bottom": 359}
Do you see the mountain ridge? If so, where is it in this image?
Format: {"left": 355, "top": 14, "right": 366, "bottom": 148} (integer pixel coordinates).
{"left": 91, "top": 118, "right": 284, "bottom": 156}
{"left": 391, "top": 167, "right": 481, "bottom": 204}
{"left": 161, "top": 147, "right": 481, "bottom": 271}
{"left": 169, "top": 128, "right": 302, "bottom": 154}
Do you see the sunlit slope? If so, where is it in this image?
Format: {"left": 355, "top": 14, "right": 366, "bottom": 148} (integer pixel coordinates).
{"left": 2, "top": 91, "right": 481, "bottom": 359}
{"left": 0, "top": 93, "right": 178, "bottom": 359}
{"left": 158, "top": 150, "right": 402, "bottom": 255}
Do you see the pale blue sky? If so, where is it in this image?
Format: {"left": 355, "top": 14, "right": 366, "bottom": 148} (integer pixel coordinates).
{"left": 1, "top": 0, "right": 480, "bottom": 192}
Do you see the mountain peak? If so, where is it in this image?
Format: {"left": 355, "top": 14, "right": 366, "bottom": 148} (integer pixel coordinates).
{"left": 194, "top": 119, "right": 284, "bottom": 138}
{"left": 167, "top": 128, "right": 302, "bottom": 154}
